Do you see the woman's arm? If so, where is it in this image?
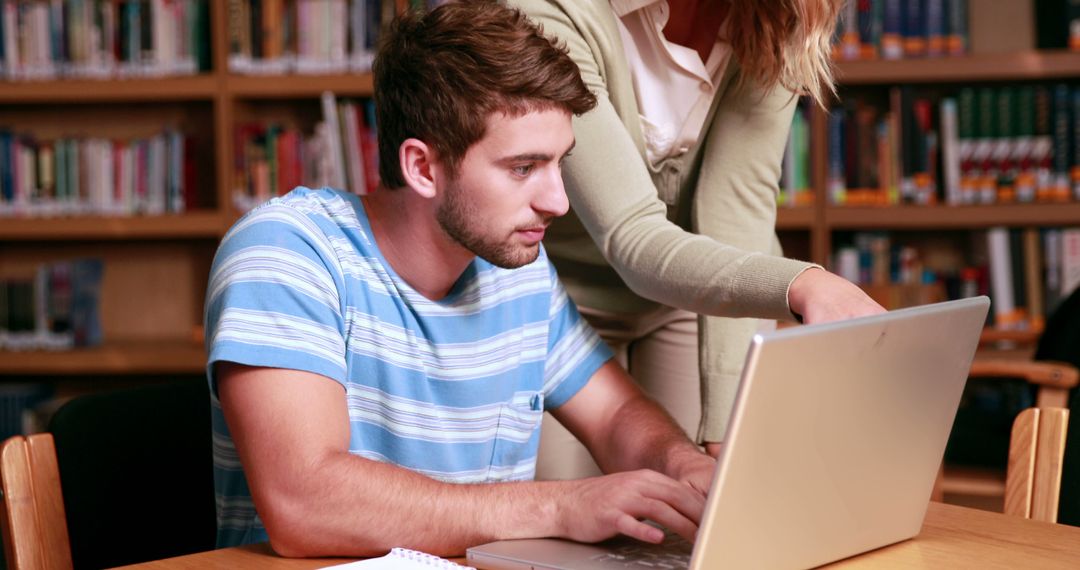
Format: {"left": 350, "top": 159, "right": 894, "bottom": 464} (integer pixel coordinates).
{"left": 513, "top": 0, "right": 813, "bottom": 321}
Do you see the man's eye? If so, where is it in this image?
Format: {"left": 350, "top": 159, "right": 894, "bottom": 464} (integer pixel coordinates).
{"left": 512, "top": 164, "right": 534, "bottom": 176}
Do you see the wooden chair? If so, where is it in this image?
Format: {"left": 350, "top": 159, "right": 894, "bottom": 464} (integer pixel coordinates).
{"left": 936, "top": 355, "right": 1078, "bottom": 509}
{"left": 0, "top": 433, "right": 73, "bottom": 570}
{"left": 969, "top": 357, "right": 1079, "bottom": 410}
{"left": 1005, "top": 407, "right": 1070, "bottom": 522}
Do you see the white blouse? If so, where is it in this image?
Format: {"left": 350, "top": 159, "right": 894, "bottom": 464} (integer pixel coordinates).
{"left": 611, "top": 0, "right": 731, "bottom": 167}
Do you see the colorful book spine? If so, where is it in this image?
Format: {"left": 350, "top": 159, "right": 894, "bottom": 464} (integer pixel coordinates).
{"left": 925, "top": 0, "right": 946, "bottom": 57}
{"left": 946, "top": 0, "right": 968, "bottom": 55}
{"left": 1014, "top": 87, "right": 1037, "bottom": 203}
{"left": 902, "top": 0, "right": 927, "bottom": 57}
{"left": 881, "top": 0, "right": 904, "bottom": 59}
{"left": 827, "top": 111, "right": 847, "bottom": 205}
{"left": 1052, "top": 84, "right": 1072, "bottom": 202}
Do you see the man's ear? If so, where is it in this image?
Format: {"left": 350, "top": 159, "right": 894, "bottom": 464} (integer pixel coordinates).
{"left": 399, "top": 138, "right": 438, "bottom": 199}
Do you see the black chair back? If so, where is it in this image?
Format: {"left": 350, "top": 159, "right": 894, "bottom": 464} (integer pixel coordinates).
{"left": 47, "top": 379, "right": 216, "bottom": 569}
{"left": 1036, "top": 289, "right": 1080, "bottom": 527}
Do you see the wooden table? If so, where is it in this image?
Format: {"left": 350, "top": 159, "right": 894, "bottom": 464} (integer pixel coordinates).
{"left": 116, "top": 502, "right": 1080, "bottom": 569}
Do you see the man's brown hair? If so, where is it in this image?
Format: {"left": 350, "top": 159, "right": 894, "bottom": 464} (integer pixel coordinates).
{"left": 373, "top": 0, "right": 597, "bottom": 189}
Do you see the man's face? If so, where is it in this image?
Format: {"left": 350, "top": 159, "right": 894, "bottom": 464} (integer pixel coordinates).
{"left": 435, "top": 107, "right": 575, "bottom": 269}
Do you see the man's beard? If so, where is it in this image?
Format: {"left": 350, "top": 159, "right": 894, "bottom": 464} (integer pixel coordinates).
{"left": 436, "top": 180, "right": 542, "bottom": 269}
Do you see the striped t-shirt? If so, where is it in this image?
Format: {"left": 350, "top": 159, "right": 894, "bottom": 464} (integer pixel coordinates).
{"left": 205, "top": 187, "right": 612, "bottom": 548}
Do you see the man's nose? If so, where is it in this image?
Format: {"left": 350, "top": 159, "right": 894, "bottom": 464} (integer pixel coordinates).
{"left": 534, "top": 169, "right": 569, "bottom": 218}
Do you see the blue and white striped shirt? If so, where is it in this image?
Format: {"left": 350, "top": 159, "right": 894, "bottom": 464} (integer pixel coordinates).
{"left": 205, "top": 187, "right": 612, "bottom": 547}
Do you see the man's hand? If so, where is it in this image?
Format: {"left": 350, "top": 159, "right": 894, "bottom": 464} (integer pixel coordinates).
{"left": 665, "top": 446, "right": 716, "bottom": 498}
{"left": 555, "top": 470, "right": 707, "bottom": 545}
{"left": 788, "top": 268, "right": 886, "bottom": 324}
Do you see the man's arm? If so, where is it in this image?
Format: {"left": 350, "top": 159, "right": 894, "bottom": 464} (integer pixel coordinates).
{"left": 218, "top": 361, "right": 709, "bottom": 558}
{"left": 551, "top": 360, "right": 717, "bottom": 498}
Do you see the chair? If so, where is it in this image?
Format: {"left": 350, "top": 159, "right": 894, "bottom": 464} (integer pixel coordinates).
{"left": 1004, "top": 407, "right": 1070, "bottom": 522}
{"left": 0, "top": 379, "right": 216, "bottom": 569}
{"left": 0, "top": 433, "right": 73, "bottom": 570}
{"left": 940, "top": 287, "right": 1080, "bottom": 524}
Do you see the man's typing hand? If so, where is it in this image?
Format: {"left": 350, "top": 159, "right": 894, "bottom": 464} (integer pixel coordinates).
{"left": 788, "top": 268, "right": 886, "bottom": 324}
{"left": 669, "top": 450, "right": 715, "bottom": 498}
{"left": 555, "top": 470, "right": 706, "bottom": 545}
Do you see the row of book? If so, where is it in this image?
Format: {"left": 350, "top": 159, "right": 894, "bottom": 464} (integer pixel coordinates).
{"left": 827, "top": 83, "right": 1080, "bottom": 207}
{"left": 0, "top": 129, "right": 196, "bottom": 218}
{"left": 227, "top": 0, "right": 405, "bottom": 75}
{"left": 0, "top": 258, "right": 103, "bottom": 351}
{"left": 834, "top": 0, "right": 969, "bottom": 61}
{"left": 0, "top": 0, "right": 211, "bottom": 81}
{"left": 834, "top": 228, "right": 1080, "bottom": 329}
{"left": 232, "top": 92, "right": 377, "bottom": 211}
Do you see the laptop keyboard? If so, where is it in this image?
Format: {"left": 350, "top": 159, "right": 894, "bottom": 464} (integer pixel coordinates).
{"left": 587, "top": 532, "right": 692, "bottom": 569}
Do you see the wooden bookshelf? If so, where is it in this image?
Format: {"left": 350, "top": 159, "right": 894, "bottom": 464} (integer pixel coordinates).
{"left": 824, "top": 203, "right": 1080, "bottom": 230}
{"left": 0, "top": 340, "right": 206, "bottom": 375}
{"left": 775, "top": 207, "right": 815, "bottom": 230}
{"left": 0, "top": 76, "right": 219, "bottom": 103}
{"left": 835, "top": 50, "right": 1080, "bottom": 85}
{"left": 0, "top": 211, "right": 226, "bottom": 241}
{"left": 227, "top": 73, "right": 374, "bottom": 98}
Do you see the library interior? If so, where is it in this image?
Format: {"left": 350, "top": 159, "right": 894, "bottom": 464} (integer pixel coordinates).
{"left": 0, "top": 0, "right": 1079, "bottom": 568}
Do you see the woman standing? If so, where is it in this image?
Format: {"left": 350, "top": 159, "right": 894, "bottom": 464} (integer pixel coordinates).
{"left": 506, "top": 0, "right": 885, "bottom": 478}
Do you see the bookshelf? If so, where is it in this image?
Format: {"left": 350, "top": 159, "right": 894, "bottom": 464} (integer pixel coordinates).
{"left": 835, "top": 50, "right": 1080, "bottom": 85}
{"left": 0, "top": 2, "right": 376, "bottom": 378}
{"left": 785, "top": 56, "right": 1080, "bottom": 267}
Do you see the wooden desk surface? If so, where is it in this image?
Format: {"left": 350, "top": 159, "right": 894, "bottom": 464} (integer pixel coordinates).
{"left": 117, "top": 502, "right": 1080, "bottom": 569}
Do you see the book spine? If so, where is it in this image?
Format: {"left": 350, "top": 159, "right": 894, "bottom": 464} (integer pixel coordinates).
{"left": 974, "top": 88, "right": 996, "bottom": 204}
{"left": 882, "top": 0, "right": 904, "bottom": 59}
{"left": 1051, "top": 84, "right": 1071, "bottom": 202}
{"left": 1062, "top": 228, "right": 1080, "bottom": 300}
{"left": 987, "top": 226, "right": 1019, "bottom": 329}
{"left": 940, "top": 98, "right": 961, "bottom": 205}
{"left": 1072, "top": 86, "right": 1080, "bottom": 200}
{"left": 320, "top": 90, "right": 346, "bottom": 190}
{"left": 946, "top": 0, "right": 967, "bottom": 55}
{"left": 925, "top": 0, "right": 945, "bottom": 56}
{"left": 1033, "top": 86, "right": 1054, "bottom": 201}
{"left": 1023, "top": 228, "right": 1044, "bottom": 330}
{"left": 1043, "top": 228, "right": 1063, "bottom": 315}
{"left": 827, "top": 110, "right": 846, "bottom": 205}
{"left": 856, "top": 0, "right": 877, "bottom": 59}
{"left": 994, "top": 87, "right": 1017, "bottom": 202}
{"left": 903, "top": 0, "right": 926, "bottom": 57}
{"left": 838, "top": 0, "right": 855, "bottom": 59}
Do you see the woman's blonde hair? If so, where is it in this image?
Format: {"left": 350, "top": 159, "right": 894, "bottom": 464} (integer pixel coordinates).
{"left": 725, "top": 0, "right": 842, "bottom": 107}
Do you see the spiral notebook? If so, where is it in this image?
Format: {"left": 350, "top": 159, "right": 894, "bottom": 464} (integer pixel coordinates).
{"left": 321, "top": 547, "right": 475, "bottom": 570}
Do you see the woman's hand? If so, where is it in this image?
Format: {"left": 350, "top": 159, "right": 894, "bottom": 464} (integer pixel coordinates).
{"left": 788, "top": 268, "right": 886, "bottom": 324}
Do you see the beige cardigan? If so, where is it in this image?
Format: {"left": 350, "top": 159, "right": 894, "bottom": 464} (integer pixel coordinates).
{"left": 509, "top": 0, "right": 818, "bottom": 441}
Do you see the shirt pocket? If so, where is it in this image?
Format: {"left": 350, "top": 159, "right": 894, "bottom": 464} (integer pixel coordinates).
{"left": 486, "top": 391, "right": 544, "bottom": 482}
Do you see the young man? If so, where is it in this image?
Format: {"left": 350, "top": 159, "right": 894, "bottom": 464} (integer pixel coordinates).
{"left": 206, "top": 1, "right": 715, "bottom": 558}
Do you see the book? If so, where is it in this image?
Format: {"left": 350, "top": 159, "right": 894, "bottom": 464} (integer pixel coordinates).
{"left": 939, "top": 98, "right": 961, "bottom": 205}
{"left": 321, "top": 90, "right": 347, "bottom": 190}
{"left": 987, "top": 226, "right": 1020, "bottom": 328}
{"left": 1062, "top": 228, "right": 1080, "bottom": 301}
{"left": 320, "top": 548, "right": 475, "bottom": 570}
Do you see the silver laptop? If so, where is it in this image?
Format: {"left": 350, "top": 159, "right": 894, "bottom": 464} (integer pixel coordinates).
{"left": 467, "top": 297, "right": 990, "bottom": 570}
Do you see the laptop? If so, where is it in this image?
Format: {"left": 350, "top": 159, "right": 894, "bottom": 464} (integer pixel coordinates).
{"left": 467, "top": 297, "right": 990, "bottom": 570}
